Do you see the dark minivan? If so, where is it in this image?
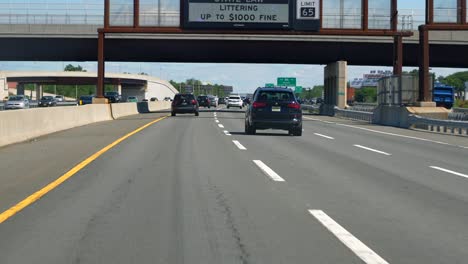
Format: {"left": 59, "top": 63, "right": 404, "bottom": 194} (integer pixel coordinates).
{"left": 245, "top": 87, "right": 302, "bottom": 136}
{"left": 172, "top": 94, "right": 199, "bottom": 116}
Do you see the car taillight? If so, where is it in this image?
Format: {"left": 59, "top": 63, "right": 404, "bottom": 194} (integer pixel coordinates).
{"left": 207, "top": 99, "right": 210, "bottom": 104}
{"left": 191, "top": 99, "right": 196, "bottom": 105}
{"left": 287, "top": 102, "right": 301, "bottom": 109}
{"left": 253, "top": 102, "right": 267, "bottom": 108}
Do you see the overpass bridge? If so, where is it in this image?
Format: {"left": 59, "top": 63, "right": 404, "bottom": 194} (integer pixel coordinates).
{"left": 1, "top": 24, "right": 468, "bottom": 68}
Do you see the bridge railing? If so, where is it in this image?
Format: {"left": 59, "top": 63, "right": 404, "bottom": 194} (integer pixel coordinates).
{"left": 0, "top": 4, "right": 425, "bottom": 31}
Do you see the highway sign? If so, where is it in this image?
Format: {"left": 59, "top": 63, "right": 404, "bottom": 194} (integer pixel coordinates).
{"left": 277, "top": 77, "right": 296, "bottom": 87}
{"left": 296, "top": 0, "right": 319, "bottom": 20}
{"left": 295, "top": 86, "right": 303, "bottom": 93}
{"left": 265, "top": 83, "right": 275, "bottom": 87}
{"left": 183, "top": 0, "right": 290, "bottom": 29}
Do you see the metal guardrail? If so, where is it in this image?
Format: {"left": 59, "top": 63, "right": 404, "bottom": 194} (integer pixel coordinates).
{"left": 335, "top": 108, "right": 374, "bottom": 123}
{"left": 301, "top": 104, "right": 320, "bottom": 114}
{"left": 348, "top": 103, "right": 377, "bottom": 113}
{"left": 409, "top": 114, "right": 468, "bottom": 136}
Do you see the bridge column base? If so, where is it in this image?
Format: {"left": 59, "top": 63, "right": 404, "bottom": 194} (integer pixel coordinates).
{"left": 92, "top": 97, "right": 109, "bottom": 104}
{"left": 414, "top": 101, "right": 437, "bottom": 107}
{"left": 374, "top": 105, "right": 449, "bottom": 128}
{"left": 323, "top": 61, "right": 347, "bottom": 110}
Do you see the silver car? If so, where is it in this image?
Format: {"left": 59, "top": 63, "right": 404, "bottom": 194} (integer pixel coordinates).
{"left": 5, "top": 95, "right": 30, "bottom": 110}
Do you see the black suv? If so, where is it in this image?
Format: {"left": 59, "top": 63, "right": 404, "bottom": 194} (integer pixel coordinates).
{"left": 172, "top": 94, "right": 199, "bottom": 116}
{"left": 245, "top": 87, "right": 302, "bottom": 136}
{"left": 197, "top": 95, "right": 211, "bottom": 108}
{"left": 38, "top": 96, "right": 57, "bottom": 107}
{"left": 104, "top": 91, "right": 122, "bottom": 103}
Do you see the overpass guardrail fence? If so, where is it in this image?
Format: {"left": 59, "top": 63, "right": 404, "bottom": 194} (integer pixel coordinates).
{"left": 409, "top": 114, "right": 468, "bottom": 136}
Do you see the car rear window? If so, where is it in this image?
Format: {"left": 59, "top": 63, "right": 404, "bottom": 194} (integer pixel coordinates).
{"left": 229, "top": 96, "right": 240, "bottom": 99}
{"left": 256, "top": 91, "right": 294, "bottom": 102}
{"left": 176, "top": 94, "right": 194, "bottom": 101}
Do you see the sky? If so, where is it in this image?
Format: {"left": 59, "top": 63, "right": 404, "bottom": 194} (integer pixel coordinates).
{"left": 0, "top": 0, "right": 465, "bottom": 93}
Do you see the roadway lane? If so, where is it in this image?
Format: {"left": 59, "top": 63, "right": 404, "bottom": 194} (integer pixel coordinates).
{"left": 217, "top": 111, "right": 468, "bottom": 263}
{"left": 0, "top": 111, "right": 363, "bottom": 264}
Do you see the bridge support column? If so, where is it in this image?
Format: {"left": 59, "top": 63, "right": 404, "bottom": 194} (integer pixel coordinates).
{"left": 94, "top": 31, "right": 108, "bottom": 104}
{"left": 17, "top": 83, "right": 25, "bottom": 95}
{"left": 393, "top": 35, "right": 403, "bottom": 75}
{"left": 35, "top": 84, "right": 43, "bottom": 101}
{"left": 321, "top": 61, "right": 347, "bottom": 115}
{"left": 418, "top": 25, "right": 436, "bottom": 107}
{"left": 0, "top": 76, "right": 6, "bottom": 100}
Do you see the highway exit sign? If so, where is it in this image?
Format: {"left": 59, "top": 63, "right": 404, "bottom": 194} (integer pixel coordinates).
{"left": 295, "top": 86, "right": 303, "bottom": 93}
{"left": 277, "top": 77, "right": 296, "bottom": 87}
{"left": 265, "top": 83, "right": 275, "bottom": 87}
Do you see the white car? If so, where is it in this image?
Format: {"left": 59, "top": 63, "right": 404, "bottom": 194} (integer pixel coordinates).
{"left": 55, "top": 95, "right": 64, "bottom": 102}
{"left": 227, "top": 95, "right": 243, "bottom": 109}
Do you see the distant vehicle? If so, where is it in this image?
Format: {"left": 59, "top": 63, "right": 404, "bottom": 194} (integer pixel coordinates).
{"left": 316, "top": 98, "right": 324, "bottom": 104}
{"left": 433, "top": 83, "right": 455, "bottom": 109}
{"left": 79, "top": 95, "right": 94, "bottom": 105}
{"left": 55, "top": 95, "right": 65, "bottom": 102}
{"left": 5, "top": 95, "right": 30, "bottom": 110}
{"left": 142, "top": 99, "right": 149, "bottom": 102}
{"left": 38, "top": 96, "right": 57, "bottom": 107}
{"left": 243, "top": 97, "right": 251, "bottom": 106}
{"left": 127, "top": 96, "right": 138, "bottom": 102}
{"left": 150, "top": 97, "right": 158, "bottom": 102}
{"left": 163, "top": 97, "right": 173, "bottom": 101}
{"left": 218, "top": 97, "right": 226, "bottom": 105}
{"left": 172, "top": 93, "right": 199, "bottom": 116}
{"left": 245, "top": 87, "right": 302, "bottom": 136}
{"left": 209, "top": 96, "right": 218, "bottom": 107}
{"left": 104, "top": 91, "right": 122, "bottom": 103}
{"left": 227, "top": 95, "right": 243, "bottom": 109}
{"left": 197, "top": 95, "right": 211, "bottom": 108}
{"left": 3, "top": 96, "right": 8, "bottom": 102}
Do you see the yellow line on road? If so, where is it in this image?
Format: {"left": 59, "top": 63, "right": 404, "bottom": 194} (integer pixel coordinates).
{"left": 0, "top": 115, "right": 168, "bottom": 224}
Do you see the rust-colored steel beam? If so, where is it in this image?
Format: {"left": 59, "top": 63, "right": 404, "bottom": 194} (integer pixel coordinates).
{"left": 134, "top": 0, "right": 140, "bottom": 28}
{"left": 418, "top": 25, "right": 431, "bottom": 102}
{"left": 97, "top": 32, "right": 105, "bottom": 98}
{"left": 99, "top": 27, "right": 413, "bottom": 37}
{"left": 425, "top": 23, "right": 468, "bottom": 30}
{"left": 393, "top": 35, "right": 403, "bottom": 75}
{"left": 319, "top": 0, "right": 323, "bottom": 30}
{"left": 426, "top": 0, "right": 434, "bottom": 24}
{"left": 391, "top": 0, "right": 398, "bottom": 31}
{"left": 104, "top": 0, "right": 110, "bottom": 28}
{"left": 180, "top": 0, "right": 185, "bottom": 29}
{"left": 461, "top": 0, "right": 467, "bottom": 24}
{"left": 362, "top": 0, "right": 368, "bottom": 31}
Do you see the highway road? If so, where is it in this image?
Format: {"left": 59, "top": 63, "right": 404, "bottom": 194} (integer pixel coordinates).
{"left": 0, "top": 109, "right": 467, "bottom": 263}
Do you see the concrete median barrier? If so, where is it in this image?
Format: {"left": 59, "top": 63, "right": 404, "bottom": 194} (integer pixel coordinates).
{"left": 0, "top": 105, "right": 112, "bottom": 147}
{"left": 110, "top": 103, "right": 139, "bottom": 119}
{"left": 148, "top": 101, "right": 171, "bottom": 112}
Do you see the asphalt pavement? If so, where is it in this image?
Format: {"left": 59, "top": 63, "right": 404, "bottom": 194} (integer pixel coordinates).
{"left": 0, "top": 108, "right": 467, "bottom": 263}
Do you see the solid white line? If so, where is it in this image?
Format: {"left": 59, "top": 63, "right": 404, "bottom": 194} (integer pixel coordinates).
{"left": 314, "top": 133, "right": 335, "bottom": 140}
{"left": 354, "top": 145, "right": 391, "bottom": 156}
{"left": 323, "top": 121, "right": 335, "bottom": 124}
{"left": 303, "top": 117, "right": 323, "bottom": 121}
{"left": 218, "top": 124, "right": 224, "bottom": 128}
{"left": 337, "top": 123, "right": 452, "bottom": 146}
{"left": 232, "top": 140, "right": 247, "bottom": 150}
{"left": 430, "top": 166, "right": 468, "bottom": 179}
{"left": 253, "top": 160, "right": 285, "bottom": 182}
{"left": 215, "top": 120, "right": 220, "bottom": 123}
{"left": 309, "top": 210, "right": 389, "bottom": 264}
{"left": 223, "top": 130, "right": 232, "bottom": 136}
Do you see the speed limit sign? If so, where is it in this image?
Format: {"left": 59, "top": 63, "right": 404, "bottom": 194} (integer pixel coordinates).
{"left": 297, "top": 0, "right": 320, "bottom": 20}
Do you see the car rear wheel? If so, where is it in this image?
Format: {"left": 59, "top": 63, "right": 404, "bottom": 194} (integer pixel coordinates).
{"left": 171, "top": 112, "right": 176, "bottom": 116}
{"left": 290, "top": 127, "right": 302, "bottom": 136}
{"left": 195, "top": 112, "right": 199, "bottom": 116}
{"left": 245, "top": 121, "right": 256, "bottom": 135}
{"left": 227, "top": 106, "right": 230, "bottom": 109}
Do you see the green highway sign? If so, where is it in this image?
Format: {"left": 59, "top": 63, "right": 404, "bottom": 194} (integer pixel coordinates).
{"left": 277, "top": 77, "right": 296, "bottom": 87}
{"left": 295, "top": 86, "right": 303, "bottom": 93}
{"left": 265, "top": 83, "right": 275, "bottom": 87}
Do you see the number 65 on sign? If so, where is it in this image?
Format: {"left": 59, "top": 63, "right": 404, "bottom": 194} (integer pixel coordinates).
{"left": 297, "top": 0, "right": 320, "bottom": 20}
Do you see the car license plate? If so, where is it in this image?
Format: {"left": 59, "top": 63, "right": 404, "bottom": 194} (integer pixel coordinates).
{"left": 272, "top": 106, "right": 281, "bottom": 112}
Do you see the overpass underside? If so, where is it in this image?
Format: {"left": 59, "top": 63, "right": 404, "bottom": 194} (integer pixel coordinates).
{"left": 1, "top": 37, "right": 468, "bottom": 68}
